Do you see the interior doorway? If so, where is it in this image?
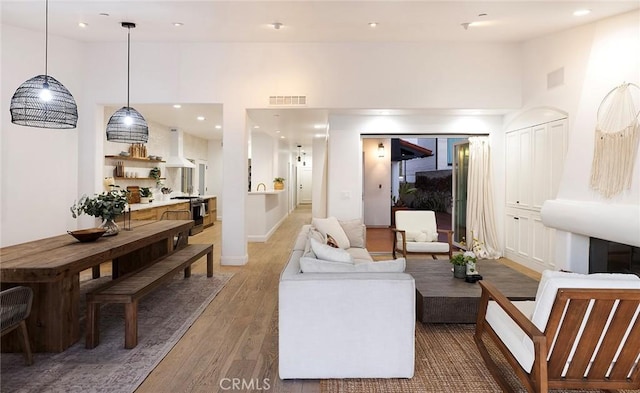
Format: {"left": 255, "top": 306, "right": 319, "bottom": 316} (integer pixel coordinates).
{"left": 298, "top": 165, "right": 313, "bottom": 204}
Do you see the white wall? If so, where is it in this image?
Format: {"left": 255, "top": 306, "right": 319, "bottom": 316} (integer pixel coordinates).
{"left": 208, "top": 139, "right": 223, "bottom": 219}
{"left": 1, "top": 25, "right": 85, "bottom": 246}
{"left": 250, "top": 131, "right": 275, "bottom": 191}
{"left": 311, "top": 136, "right": 328, "bottom": 218}
{"left": 363, "top": 138, "right": 391, "bottom": 227}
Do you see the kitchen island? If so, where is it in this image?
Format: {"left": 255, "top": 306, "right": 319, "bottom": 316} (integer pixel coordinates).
{"left": 125, "top": 195, "right": 217, "bottom": 228}
{"left": 246, "top": 190, "right": 287, "bottom": 242}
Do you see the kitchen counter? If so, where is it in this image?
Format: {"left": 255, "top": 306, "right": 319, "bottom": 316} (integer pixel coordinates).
{"left": 248, "top": 190, "right": 285, "bottom": 195}
{"left": 128, "top": 195, "right": 217, "bottom": 212}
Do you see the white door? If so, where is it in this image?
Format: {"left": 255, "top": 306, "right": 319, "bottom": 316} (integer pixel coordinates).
{"left": 298, "top": 166, "right": 313, "bottom": 204}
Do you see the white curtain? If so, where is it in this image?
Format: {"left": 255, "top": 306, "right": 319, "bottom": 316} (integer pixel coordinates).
{"left": 466, "top": 136, "right": 501, "bottom": 259}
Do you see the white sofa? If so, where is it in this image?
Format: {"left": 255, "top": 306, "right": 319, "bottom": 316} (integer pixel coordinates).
{"left": 279, "top": 223, "right": 416, "bottom": 379}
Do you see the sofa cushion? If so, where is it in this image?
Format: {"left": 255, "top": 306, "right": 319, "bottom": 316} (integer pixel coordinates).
{"left": 310, "top": 238, "right": 353, "bottom": 263}
{"left": 347, "top": 247, "right": 374, "bottom": 262}
{"left": 312, "top": 217, "right": 350, "bottom": 249}
{"left": 339, "top": 219, "right": 365, "bottom": 248}
{"left": 300, "top": 256, "right": 406, "bottom": 273}
{"left": 303, "top": 228, "right": 325, "bottom": 259}
{"left": 399, "top": 241, "right": 450, "bottom": 253}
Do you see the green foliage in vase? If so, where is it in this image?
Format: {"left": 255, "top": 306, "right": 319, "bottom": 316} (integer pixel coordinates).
{"left": 70, "top": 187, "right": 128, "bottom": 221}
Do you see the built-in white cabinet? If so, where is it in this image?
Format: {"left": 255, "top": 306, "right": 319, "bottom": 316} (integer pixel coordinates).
{"left": 504, "top": 118, "right": 567, "bottom": 271}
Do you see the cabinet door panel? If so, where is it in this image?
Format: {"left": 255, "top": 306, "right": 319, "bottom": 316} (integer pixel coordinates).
{"left": 516, "top": 214, "right": 530, "bottom": 259}
{"left": 505, "top": 132, "right": 520, "bottom": 207}
{"left": 532, "top": 124, "right": 548, "bottom": 209}
{"left": 505, "top": 211, "right": 518, "bottom": 254}
{"left": 531, "top": 214, "right": 546, "bottom": 266}
{"left": 549, "top": 120, "right": 568, "bottom": 200}
{"left": 517, "top": 129, "right": 532, "bottom": 208}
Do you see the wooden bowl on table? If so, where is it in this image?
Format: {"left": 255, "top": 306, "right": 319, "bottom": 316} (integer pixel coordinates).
{"left": 67, "top": 228, "right": 107, "bottom": 242}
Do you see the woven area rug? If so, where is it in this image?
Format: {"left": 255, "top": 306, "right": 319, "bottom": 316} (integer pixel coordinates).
{"left": 321, "top": 323, "right": 638, "bottom": 393}
{"left": 1, "top": 272, "right": 232, "bottom": 393}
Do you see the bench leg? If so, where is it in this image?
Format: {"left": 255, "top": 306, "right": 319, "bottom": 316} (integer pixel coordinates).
{"left": 124, "top": 301, "right": 138, "bottom": 349}
{"left": 86, "top": 302, "right": 100, "bottom": 349}
{"left": 184, "top": 266, "right": 191, "bottom": 278}
{"left": 92, "top": 265, "right": 101, "bottom": 279}
{"left": 207, "top": 250, "right": 213, "bottom": 278}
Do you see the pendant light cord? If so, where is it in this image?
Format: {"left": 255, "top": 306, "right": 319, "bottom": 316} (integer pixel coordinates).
{"left": 127, "top": 25, "right": 131, "bottom": 108}
{"left": 44, "top": 0, "right": 48, "bottom": 79}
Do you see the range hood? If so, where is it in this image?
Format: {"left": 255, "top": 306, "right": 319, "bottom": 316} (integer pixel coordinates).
{"left": 165, "top": 128, "right": 196, "bottom": 168}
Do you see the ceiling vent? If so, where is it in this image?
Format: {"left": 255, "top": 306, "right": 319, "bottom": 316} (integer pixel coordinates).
{"left": 269, "top": 95, "right": 307, "bottom": 106}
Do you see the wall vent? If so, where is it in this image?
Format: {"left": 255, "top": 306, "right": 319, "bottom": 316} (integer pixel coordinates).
{"left": 547, "top": 67, "right": 564, "bottom": 89}
{"left": 269, "top": 95, "right": 307, "bottom": 106}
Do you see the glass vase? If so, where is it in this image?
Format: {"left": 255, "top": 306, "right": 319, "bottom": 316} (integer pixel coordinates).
{"left": 466, "top": 261, "right": 478, "bottom": 276}
{"left": 100, "top": 218, "right": 120, "bottom": 236}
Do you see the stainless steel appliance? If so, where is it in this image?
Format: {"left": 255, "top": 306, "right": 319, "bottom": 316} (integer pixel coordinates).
{"left": 171, "top": 196, "right": 204, "bottom": 235}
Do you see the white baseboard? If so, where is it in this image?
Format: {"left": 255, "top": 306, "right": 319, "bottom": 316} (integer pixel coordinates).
{"left": 247, "top": 214, "right": 287, "bottom": 243}
{"left": 221, "top": 254, "right": 248, "bottom": 266}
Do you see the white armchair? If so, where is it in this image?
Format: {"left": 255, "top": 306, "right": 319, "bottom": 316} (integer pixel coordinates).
{"left": 392, "top": 210, "right": 453, "bottom": 259}
{"left": 475, "top": 270, "right": 640, "bottom": 393}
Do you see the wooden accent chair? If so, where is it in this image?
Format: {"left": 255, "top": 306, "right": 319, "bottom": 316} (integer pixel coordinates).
{"left": 392, "top": 210, "right": 453, "bottom": 259}
{"left": 160, "top": 209, "right": 191, "bottom": 248}
{"left": 475, "top": 270, "right": 640, "bottom": 393}
{"left": 1, "top": 286, "right": 34, "bottom": 365}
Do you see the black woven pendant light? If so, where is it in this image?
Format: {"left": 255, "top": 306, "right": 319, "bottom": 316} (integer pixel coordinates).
{"left": 106, "top": 22, "right": 148, "bottom": 143}
{"left": 10, "top": 0, "right": 78, "bottom": 129}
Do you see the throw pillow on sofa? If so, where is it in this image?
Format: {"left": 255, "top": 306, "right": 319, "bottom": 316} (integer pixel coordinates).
{"left": 310, "top": 238, "right": 353, "bottom": 263}
{"left": 339, "top": 219, "right": 365, "bottom": 248}
{"left": 303, "top": 228, "right": 325, "bottom": 258}
{"left": 326, "top": 234, "right": 340, "bottom": 248}
{"left": 312, "top": 217, "right": 350, "bottom": 249}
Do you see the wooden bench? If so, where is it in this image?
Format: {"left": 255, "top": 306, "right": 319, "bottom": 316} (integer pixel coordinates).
{"left": 85, "top": 243, "right": 213, "bottom": 349}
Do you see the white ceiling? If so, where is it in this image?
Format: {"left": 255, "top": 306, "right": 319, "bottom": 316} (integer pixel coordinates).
{"left": 5, "top": 1, "right": 638, "bottom": 146}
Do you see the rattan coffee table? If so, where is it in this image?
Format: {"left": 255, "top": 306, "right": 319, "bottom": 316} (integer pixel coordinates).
{"left": 405, "top": 259, "right": 539, "bottom": 323}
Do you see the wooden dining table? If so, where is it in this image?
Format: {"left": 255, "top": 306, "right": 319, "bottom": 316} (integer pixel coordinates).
{"left": 0, "top": 219, "right": 193, "bottom": 352}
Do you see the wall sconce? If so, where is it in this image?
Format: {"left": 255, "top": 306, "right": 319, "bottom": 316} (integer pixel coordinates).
{"left": 378, "top": 143, "right": 385, "bottom": 158}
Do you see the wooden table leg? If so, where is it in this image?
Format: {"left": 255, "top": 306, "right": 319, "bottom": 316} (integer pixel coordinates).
{"left": 2, "top": 274, "right": 80, "bottom": 353}
{"left": 92, "top": 265, "right": 101, "bottom": 279}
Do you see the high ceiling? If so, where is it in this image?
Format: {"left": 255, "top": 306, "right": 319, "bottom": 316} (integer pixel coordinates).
{"left": 4, "top": 1, "right": 638, "bottom": 147}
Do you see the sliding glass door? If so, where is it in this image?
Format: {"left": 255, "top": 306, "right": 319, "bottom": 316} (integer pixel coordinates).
{"left": 452, "top": 141, "right": 469, "bottom": 248}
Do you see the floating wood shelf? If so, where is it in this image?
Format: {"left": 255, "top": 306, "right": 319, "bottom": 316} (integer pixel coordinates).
{"left": 114, "top": 177, "right": 166, "bottom": 180}
{"left": 105, "top": 155, "right": 165, "bottom": 163}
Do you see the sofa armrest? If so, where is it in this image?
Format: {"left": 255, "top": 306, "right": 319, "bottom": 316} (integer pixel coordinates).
{"left": 279, "top": 273, "right": 415, "bottom": 379}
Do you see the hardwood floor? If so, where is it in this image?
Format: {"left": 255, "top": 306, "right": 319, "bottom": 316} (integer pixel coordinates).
{"left": 136, "top": 205, "right": 320, "bottom": 393}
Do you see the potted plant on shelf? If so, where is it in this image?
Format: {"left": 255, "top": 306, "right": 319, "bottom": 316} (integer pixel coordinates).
{"left": 149, "top": 167, "right": 161, "bottom": 186}
{"left": 273, "top": 177, "right": 285, "bottom": 190}
{"left": 70, "top": 186, "right": 128, "bottom": 236}
{"left": 140, "top": 187, "right": 152, "bottom": 204}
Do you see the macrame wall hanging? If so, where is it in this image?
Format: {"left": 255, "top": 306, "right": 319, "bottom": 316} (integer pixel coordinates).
{"left": 590, "top": 82, "right": 640, "bottom": 198}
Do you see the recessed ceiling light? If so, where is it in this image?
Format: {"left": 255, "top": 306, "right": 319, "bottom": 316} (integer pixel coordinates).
{"left": 173, "top": 104, "right": 182, "bottom": 109}
{"left": 573, "top": 9, "right": 591, "bottom": 16}
{"left": 215, "top": 125, "right": 222, "bottom": 129}
{"left": 275, "top": 130, "right": 281, "bottom": 133}
{"left": 173, "top": 22, "right": 184, "bottom": 27}
{"left": 253, "top": 125, "right": 260, "bottom": 129}
{"left": 197, "top": 116, "right": 205, "bottom": 121}
{"left": 78, "top": 22, "right": 88, "bottom": 28}
{"left": 314, "top": 124, "right": 325, "bottom": 129}
{"left": 271, "top": 22, "right": 283, "bottom": 30}
{"left": 314, "top": 133, "right": 325, "bottom": 138}
{"left": 280, "top": 136, "right": 285, "bottom": 139}
{"left": 368, "top": 22, "right": 378, "bottom": 28}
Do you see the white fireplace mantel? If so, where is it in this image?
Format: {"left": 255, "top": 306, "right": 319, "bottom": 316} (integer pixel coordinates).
{"left": 542, "top": 199, "right": 640, "bottom": 248}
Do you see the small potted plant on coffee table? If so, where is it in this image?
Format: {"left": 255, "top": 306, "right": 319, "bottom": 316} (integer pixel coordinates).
{"left": 449, "top": 253, "right": 468, "bottom": 279}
